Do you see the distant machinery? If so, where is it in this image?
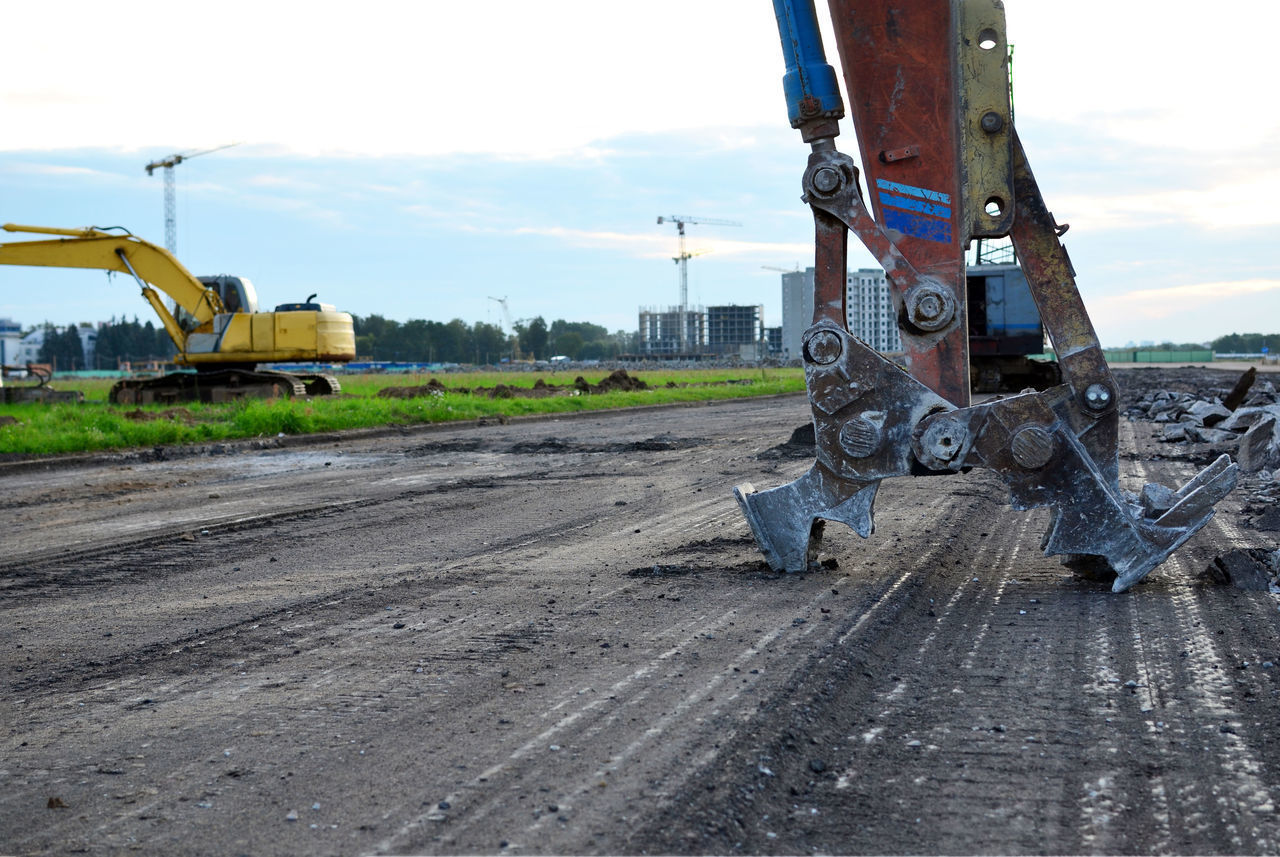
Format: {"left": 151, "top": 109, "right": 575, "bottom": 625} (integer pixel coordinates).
{"left": 144, "top": 143, "right": 240, "bottom": 255}
{"left": 657, "top": 215, "right": 741, "bottom": 352}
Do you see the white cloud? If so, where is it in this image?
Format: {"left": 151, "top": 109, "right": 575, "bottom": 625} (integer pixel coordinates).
{"left": 1053, "top": 166, "right": 1280, "bottom": 233}
{"left": 0, "top": 1, "right": 782, "bottom": 158}
{"left": 511, "top": 225, "right": 813, "bottom": 262}
{"left": 1092, "top": 279, "right": 1280, "bottom": 321}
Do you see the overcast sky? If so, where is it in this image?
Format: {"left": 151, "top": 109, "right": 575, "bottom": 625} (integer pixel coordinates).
{"left": 2, "top": 1, "right": 1276, "bottom": 348}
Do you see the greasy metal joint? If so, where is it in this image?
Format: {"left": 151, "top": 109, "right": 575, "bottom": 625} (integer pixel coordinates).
{"left": 904, "top": 284, "right": 956, "bottom": 332}
{"left": 805, "top": 161, "right": 850, "bottom": 200}
{"left": 1010, "top": 425, "right": 1056, "bottom": 469}
{"left": 804, "top": 329, "right": 843, "bottom": 365}
{"left": 916, "top": 415, "right": 969, "bottom": 469}
{"left": 812, "top": 166, "right": 842, "bottom": 194}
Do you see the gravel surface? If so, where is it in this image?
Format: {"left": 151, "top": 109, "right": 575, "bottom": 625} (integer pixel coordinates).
{"left": 3, "top": 367, "right": 1279, "bottom": 855}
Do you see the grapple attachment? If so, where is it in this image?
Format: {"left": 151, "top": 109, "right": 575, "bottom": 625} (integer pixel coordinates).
{"left": 748, "top": 0, "right": 1237, "bottom": 591}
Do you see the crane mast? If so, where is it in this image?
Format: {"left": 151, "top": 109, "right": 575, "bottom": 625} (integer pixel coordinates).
{"left": 144, "top": 143, "right": 240, "bottom": 255}
{"left": 656, "top": 215, "right": 741, "bottom": 353}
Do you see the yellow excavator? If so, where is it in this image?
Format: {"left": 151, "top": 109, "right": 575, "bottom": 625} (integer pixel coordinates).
{"left": 0, "top": 224, "right": 356, "bottom": 403}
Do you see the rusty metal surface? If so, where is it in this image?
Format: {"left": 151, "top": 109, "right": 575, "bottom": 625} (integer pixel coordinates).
{"left": 743, "top": 0, "right": 1239, "bottom": 591}
{"left": 827, "top": 0, "right": 971, "bottom": 406}
{"left": 956, "top": 0, "right": 1015, "bottom": 238}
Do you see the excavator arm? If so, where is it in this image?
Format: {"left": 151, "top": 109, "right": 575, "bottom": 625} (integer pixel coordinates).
{"left": 1, "top": 223, "right": 355, "bottom": 402}
{"left": 739, "top": 0, "right": 1237, "bottom": 592}
{"left": 0, "top": 223, "right": 224, "bottom": 354}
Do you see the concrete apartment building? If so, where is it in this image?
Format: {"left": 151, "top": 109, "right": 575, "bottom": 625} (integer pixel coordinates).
{"left": 638, "top": 304, "right": 765, "bottom": 359}
{"left": 780, "top": 267, "right": 901, "bottom": 358}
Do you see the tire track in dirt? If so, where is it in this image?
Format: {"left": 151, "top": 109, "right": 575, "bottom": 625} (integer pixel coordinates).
{"left": 2, "top": 403, "right": 820, "bottom": 854}
{"left": 627, "top": 427, "right": 1280, "bottom": 855}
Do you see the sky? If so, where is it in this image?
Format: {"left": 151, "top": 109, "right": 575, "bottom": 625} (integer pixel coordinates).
{"left": 2, "top": 1, "right": 1277, "bottom": 348}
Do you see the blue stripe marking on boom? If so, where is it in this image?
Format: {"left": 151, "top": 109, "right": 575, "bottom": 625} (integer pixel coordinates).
{"left": 883, "top": 207, "right": 952, "bottom": 244}
{"left": 875, "top": 178, "right": 951, "bottom": 204}
{"left": 880, "top": 192, "right": 950, "bottom": 219}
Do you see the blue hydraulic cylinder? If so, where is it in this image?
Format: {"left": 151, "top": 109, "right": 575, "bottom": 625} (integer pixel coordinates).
{"left": 772, "top": 0, "right": 845, "bottom": 135}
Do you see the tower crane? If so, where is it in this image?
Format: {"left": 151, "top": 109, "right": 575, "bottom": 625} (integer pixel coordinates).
{"left": 656, "top": 215, "right": 741, "bottom": 352}
{"left": 144, "top": 143, "right": 240, "bottom": 255}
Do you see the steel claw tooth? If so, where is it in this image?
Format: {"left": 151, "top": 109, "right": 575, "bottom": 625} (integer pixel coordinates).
{"left": 1155, "top": 454, "right": 1238, "bottom": 528}
{"left": 735, "top": 465, "right": 878, "bottom": 573}
{"left": 1106, "top": 456, "right": 1238, "bottom": 592}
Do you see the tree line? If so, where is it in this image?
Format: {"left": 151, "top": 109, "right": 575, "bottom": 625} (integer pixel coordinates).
{"left": 35, "top": 313, "right": 1272, "bottom": 370}
{"left": 26, "top": 314, "right": 639, "bottom": 370}
{"left": 1211, "top": 332, "right": 1278, "bottom": 354}
{"left": 352, "top": 315, "right": 638, "bottom": 363}
{"left": 33, "top": 318, "right": 173, "bottom": 370}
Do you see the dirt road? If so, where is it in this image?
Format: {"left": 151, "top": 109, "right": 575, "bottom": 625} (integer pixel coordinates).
{"left": 3, "top": 381, "right": 1279, "bottom": 855}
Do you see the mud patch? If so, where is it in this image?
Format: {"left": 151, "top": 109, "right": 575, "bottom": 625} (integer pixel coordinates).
{"left": 378, "top": 370, "right": 651, "bottom": 400}
{"left": 757, "top": 423, "right": 815, "bottom": 460}
{"left": 377, "top": 378, "right": 454, "bottom": 398}
{"left": 508, "top": 434, "right": 705, "bottom": 455}
{"left": 405, "top": 439, "right": 486, "bottom": 457}
{"left": 626, "top": 561, "right": 774, "bottom": 578}
{"left": 436, "top": 624, "right": 552, "bottom": 662}
{"left": 679, "top": 536, "right": 759, "bottom": 551}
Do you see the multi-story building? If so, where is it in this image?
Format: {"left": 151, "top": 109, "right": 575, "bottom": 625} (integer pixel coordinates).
{"left": 706, "top": 304, "right": 764, "bottom": 359}
{"left": 780, "top": 267, "right": 902, "bottom": 358}
{"left": 845, "top": 268, "right": 902, "bottom": 353}
{"left": 780, "top": 270, "right": 812, "bottom": 361}
{"left": 638, "top": 307, "right": 706, "bottom": 356}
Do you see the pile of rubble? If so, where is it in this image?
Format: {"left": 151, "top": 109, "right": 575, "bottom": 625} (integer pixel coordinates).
{"left": 1126, "top": 367, "right": 1280, "bottom": 473}
{"left": 1123, "top": 366, "right": 1280, "bottom": 590}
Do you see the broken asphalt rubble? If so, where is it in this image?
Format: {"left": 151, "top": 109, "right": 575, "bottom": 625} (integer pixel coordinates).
{"left": 1126, "top": 368, "right": 1280, "bottom": 473}
{"left": 1124, "top": 366, "right": 1280, "bottom": 590}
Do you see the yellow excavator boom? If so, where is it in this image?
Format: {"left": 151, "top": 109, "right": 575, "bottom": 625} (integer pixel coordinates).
{"left": 0, "top": 224, "right": 222, "bottom": 353}
{"left": 0, "top": 224, "right": 355, "bottom": 402}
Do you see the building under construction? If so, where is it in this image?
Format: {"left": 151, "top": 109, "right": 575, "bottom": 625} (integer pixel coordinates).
{"left": 638, "top": 307, "right": 706, "bottom": 357}
{"left": 706, "top": 304, "right": 765, "bottom": 358}
{"left": 638, "top": 304, "right": 764, "bottom": 359}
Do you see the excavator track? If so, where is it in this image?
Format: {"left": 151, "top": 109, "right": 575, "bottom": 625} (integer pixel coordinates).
{"left": 109, "top": 369, "right": 341, "bottom": 404}
{"left": 109, "top": 369, "right": 306, "bottom": 405}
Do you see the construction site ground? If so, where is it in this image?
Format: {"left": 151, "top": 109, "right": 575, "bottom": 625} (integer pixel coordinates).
{"left": 3, "top": 365, "right": 1280, "bottom": 855}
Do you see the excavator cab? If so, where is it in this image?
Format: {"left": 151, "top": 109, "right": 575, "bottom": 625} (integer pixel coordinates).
{"left": 198, "top": 275, "right": 259, "bottom": 315}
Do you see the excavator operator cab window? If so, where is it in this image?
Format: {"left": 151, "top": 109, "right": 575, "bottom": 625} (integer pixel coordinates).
{"left": 222, "top": 282, "right": 242, "bottom": 313}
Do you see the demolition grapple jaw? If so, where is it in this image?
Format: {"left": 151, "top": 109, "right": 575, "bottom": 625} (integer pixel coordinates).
{"left": 749, "top": 0, "right": 1236, "bottom": 591}
{"left": 736, "top": 321, "right": 1239, "bottom": 591}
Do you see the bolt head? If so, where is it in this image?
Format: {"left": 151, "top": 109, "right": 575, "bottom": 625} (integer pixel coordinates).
{"left": 804, "top": 329, "right": 843, "bottom": 365}
{"left": 1011, "top": 425, "right": 1055, "bottom": 469}
{"left": 915, "top": 294, "right": 943, "bottom": 321}
{"left": 919, "top": 416, "right": 967, "bottom": 465}
{"left": 906, "top": 286, "right": 955, "bottom": 332}
{"left": 812, "top": 167, "right": 841, "bottom": 194}
{"left": 1083, "top": 383, "right": 1113, "bottom": 411}
{"left": 839, "top": 416, "right": 882, "bottom": 459}
{"left": 980, "top": 111, "right": 1005, "bottom": 134}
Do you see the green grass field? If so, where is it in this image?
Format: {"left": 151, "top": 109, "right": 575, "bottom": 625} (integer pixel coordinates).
{"left": 0, "top": 368, "right": 804, "bottom": 456}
